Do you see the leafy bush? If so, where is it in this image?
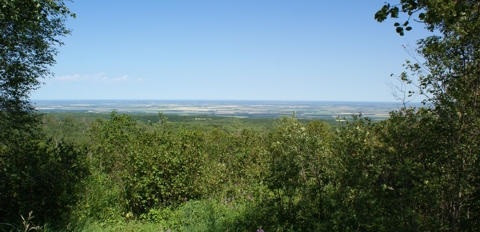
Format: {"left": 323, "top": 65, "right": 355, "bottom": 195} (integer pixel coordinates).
{"left": 0, "top": 137, "right": 88, "bottom": 226}
{"left": 80, "top": 112, "right": 210, "bottom": 221}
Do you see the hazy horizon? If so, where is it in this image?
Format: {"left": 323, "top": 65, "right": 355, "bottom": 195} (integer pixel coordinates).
{"left": 33, "top": 98, "right": 418, "bottom": 120}
{"left": 31, "top": 99, "right": 423, "bottom": 104}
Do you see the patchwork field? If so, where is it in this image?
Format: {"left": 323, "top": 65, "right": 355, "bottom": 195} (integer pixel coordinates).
{"left": 33, "top": 100, "right": 420, "bottom": 120}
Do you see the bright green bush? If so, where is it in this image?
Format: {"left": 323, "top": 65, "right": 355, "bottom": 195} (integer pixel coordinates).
{"left": 79, "top": 112, "right": 210, "bottom": 221}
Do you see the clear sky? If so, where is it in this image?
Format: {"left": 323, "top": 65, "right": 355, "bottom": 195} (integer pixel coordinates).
{"left": 31, "top": 0, "right": 433, "bottom": 102}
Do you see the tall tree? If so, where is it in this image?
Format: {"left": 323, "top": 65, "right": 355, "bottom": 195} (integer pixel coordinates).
{"left": 0, "top": 0, "right": 79, "bottom": 226}
{"left": 376, "top": 1, "right": 480, "bottom": 230}
{"left": 0, "top": 0, "right": 74, "bottom": 142}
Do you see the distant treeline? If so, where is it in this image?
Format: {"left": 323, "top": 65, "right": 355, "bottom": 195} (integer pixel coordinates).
{"left": 40, "top": 112, "right": 336, "bottom": 144}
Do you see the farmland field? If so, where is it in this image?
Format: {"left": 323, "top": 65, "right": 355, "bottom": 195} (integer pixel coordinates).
{"left": 33, "top": 99, "right": 418, "bottom": 120}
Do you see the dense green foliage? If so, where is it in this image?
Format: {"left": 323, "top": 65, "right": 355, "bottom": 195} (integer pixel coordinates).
{"left": 0, "top": 131, "right": 88, "bottom": 227}
{"left": 375, "top": 0, "right": 480, "bottom": 230}
{"left": 17, "top": 108, "right": 474, "bottom": 231}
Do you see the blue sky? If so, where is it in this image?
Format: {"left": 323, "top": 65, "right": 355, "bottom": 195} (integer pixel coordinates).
{"left": 32, "top": 0, "right": 432, "bottom": 101}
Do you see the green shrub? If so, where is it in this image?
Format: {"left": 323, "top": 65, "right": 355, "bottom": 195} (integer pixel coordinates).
{"left": 0, "top": 137, "right": 88, "bottom": 226}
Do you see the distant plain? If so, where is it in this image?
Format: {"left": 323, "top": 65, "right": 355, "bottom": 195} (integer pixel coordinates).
{"left": 33, "top": 100, "right": 420, "bottom": 120}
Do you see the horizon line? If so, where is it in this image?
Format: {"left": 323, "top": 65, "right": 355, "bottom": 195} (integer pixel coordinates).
{"left": 31, "top": 99, "right": 423, "bottom": 103}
